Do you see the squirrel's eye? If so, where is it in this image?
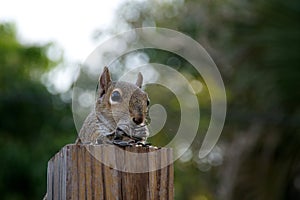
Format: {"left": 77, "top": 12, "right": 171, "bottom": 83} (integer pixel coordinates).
{"left": 147, "top": 99, "right": 150, "bottom": 106}
{"left": 110, "top": 90, "right": 122, "bottom": 103}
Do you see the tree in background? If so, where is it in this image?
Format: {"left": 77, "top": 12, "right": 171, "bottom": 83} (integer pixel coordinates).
{"left": 94, "top": 0, "right": 300, "bottom": 199}
{"left": 0, "top": 23, "right": 76, "bottom": 200}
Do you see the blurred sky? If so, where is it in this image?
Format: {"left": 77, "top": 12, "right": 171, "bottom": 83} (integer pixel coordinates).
{"left": 0, "top": 0, "right": 122, "bottom": 63}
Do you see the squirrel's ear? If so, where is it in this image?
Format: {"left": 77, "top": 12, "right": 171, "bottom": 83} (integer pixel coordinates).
{"left": 98, "top": 66, "right": 112, "bottom": 97}
{"left": 136, "top": 72, "right": 143, "bottom": 88}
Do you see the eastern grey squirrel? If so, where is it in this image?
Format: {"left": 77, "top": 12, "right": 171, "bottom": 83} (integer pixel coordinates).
{"left": 76, "top": 67, "right": 150, "bottom": 146}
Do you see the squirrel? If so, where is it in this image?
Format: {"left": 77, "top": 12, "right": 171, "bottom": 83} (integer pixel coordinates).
{"left": 76, "top": 66, "right": 150, "bottom": 146}
{"left": 43, "top": 67, "right": 150, "bottom": 199}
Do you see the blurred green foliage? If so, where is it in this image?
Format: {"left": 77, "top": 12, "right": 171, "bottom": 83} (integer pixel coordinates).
{"left": 0, "top": 23, "right": 76, "bottom": 200}
{"left": 0, "top": 0, "right": 299, "bottom": 199}
{"left": 108, "top": 0, "right": 300, "bottom": 199}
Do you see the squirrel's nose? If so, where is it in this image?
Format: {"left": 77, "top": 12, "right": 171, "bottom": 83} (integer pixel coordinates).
{"left": 133, "top": 116, "right": 144, "bottom": 125}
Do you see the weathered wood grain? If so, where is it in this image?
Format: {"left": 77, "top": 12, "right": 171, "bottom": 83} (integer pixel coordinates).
{"left": 46, "top": 144, "right": 173, "bottom": 200}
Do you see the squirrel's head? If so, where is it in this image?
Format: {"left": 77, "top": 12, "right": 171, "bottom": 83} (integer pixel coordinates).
{"left": 95, "top": 67, "right": 150, "bottom": 140}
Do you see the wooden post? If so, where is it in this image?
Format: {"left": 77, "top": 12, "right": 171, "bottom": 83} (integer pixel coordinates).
{"left": 46, "top": 144, "right": 173, "bottom": 200}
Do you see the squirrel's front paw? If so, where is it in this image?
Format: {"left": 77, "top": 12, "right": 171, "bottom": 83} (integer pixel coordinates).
{"left": 113, "top": 139, "right": 135, "bottom": 147}
{"left": 96, "top": 132, "right": 115, "bottom": 145}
